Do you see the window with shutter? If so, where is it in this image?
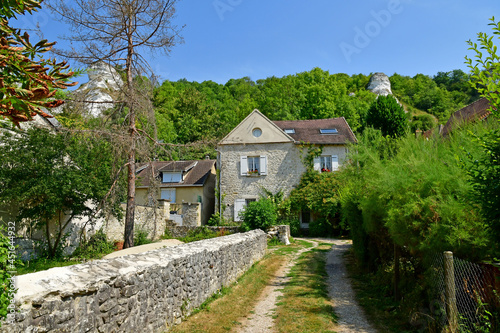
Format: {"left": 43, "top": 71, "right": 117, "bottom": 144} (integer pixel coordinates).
{"left": 241, "top": 155, "right": 266, "bottom": 176}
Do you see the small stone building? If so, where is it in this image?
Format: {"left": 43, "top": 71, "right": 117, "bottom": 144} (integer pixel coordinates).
{"left": 217, "top": 109, "right": 357, "bottom": 227}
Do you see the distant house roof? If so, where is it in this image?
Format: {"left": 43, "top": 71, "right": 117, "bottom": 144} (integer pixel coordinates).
{"left": 136, "top": 159, "right": 215, "bottom": 188}
{"left": 441, "top": 97, "right": 493, "bottom": 137}
{"left": 273, "top": 117, "right": 357, "bottom": 144}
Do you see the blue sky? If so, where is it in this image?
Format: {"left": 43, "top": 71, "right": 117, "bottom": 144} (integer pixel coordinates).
{"left": 16, "top": 0, "right": 500, "bottom": 86}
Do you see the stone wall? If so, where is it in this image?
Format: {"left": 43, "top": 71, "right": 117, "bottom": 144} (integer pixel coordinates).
{"left": 2, "top": 230, "right": 267, "bottom": 333}
{"left": 103, "top": 201, "right": 170, "bottom": 242}
{"left": 266, "top": 225, "right": 291, "bottom": 245}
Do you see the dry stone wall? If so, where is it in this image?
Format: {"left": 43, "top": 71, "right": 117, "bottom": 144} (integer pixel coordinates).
{"left": 2, "top": 230, "right": 267, "bottom": 333}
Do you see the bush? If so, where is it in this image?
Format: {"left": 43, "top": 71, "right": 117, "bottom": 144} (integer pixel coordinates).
{"left": 180, "top": 227, "right": 219, "bottom": 243}
{"left": 134, "top": 229, "right": 152, "bottom": 246}
{"left": 72, "top": 229, "right": 115, "bottom": 259}
{"left": 240, "top": 198, "right": 277, "bottom": 231}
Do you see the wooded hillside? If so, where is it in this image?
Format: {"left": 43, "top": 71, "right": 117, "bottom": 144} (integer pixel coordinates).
{"left": 152, "top": 68, "right": 479, "bottom": 160}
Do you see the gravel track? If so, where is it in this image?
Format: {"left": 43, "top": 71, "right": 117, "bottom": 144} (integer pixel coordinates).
{"left": 316, "top": 238, "right": 377, "bottom": 333}
{"left": 236, "top": 238, "right": 377, "bottom": 333}
{"left": 236, "top": 239, "right": 319, "bottom": 333}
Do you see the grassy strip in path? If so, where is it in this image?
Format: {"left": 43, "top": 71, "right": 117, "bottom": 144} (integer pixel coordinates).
{"left": 274, "top": 244, "right": 338, "bottom": 333}
{"left": 170, "top": 239, "right": 311, "bottom": 333}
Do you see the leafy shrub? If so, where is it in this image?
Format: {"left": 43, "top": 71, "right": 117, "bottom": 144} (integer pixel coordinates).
{"left": 366, "top": 94, "right": 408, "bottom": 137}
{"left": 180, "top": 227, "right": 218, "bottom": 243}
{"left": 72, "top": 229, "right": 115, "bottom": 259}
{"left": 134, "top": 229, "right": 152, "bottom": 246}
{"left": 240, "top": 198, "right": 277, "bottom": 231}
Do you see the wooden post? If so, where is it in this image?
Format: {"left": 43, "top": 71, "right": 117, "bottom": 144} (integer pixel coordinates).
{"left": 444, "top": 251, "right": 458, "bottom": 332}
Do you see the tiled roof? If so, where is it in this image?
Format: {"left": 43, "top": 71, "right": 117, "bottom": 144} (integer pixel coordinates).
{"left": 273, "top": 117, "right": 357, "bottom": 144}
{"left": 442, "top": 97, "right": 493, "bottom": 137}
{"left": 136, "top": 160, "right": 215, "bottom": 188}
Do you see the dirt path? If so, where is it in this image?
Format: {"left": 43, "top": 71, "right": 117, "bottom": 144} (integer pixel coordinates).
{"left": 235, "top": 239, "right": 319, "bottom": 333}
{"left": 236, "top": 238, "right": 376, "bottom": 333}
{"left": 316, "top": 238, "right": 377, "bottom": 333}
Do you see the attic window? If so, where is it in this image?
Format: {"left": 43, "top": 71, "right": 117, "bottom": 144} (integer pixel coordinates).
{"left": 284, "top": 129, "right": 295, "bottom": 134}
{"left": 252, "top": 128, "right": 262, "bottom": 138}
{"left": 320, "top": 128, "right": 338, "bottom": 134}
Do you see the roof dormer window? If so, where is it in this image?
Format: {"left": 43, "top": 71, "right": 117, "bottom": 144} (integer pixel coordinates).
{"left": 162, "top": 171, "right": 182, "bottom": 183}
{"left": 284, "top": 129, "right": 295, "bottom": 134}
{"left": 319, "top": 128, "right": 338, "bottom": 134}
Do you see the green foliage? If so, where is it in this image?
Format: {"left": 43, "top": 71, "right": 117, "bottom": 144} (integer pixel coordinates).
{"left": 410, "top": 114, "right": 436, "bottom": 132}
{"left": 134, "top": 229, "right": 152, "bottom": 246}
{"left": 240, "top": 198, "right": 278, "bottom": 231}
{"left": 0, "top": 128, "right": 117, "bottom": 258}
{"left": 465, "top": 17, "right": 500, "bottom": 257}
{"left": 286, "top": 171, "right": 345, "bottom": 236}
{"left": 179, "top": 227, "right": 219, "bottom": 243}
{"left": 466, "top": 17, "right": 500, "bottom": 117}
{"left": 72, "top": 229, "right": 115, "bottom": 259}
{"left": 366, "top": 95, "right": 408, "bottom": 137}
{"left": 344, "top": 124, "right": 494, "bottom": 264}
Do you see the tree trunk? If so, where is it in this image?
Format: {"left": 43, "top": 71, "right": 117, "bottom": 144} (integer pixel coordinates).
{"left": 123, "top": 19, "right": 136, "bottom": 249}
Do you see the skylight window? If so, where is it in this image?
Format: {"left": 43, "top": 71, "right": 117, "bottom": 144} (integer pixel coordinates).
{"left": 284, "top": 129, "right": 295, "bottom": 134}
{"left": 320, "top": 128, "right": 338, "bottom": 134}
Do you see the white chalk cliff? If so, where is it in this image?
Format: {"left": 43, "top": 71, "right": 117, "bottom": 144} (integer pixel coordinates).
{"left": 74, "top": 62, "right": 123, "bottom": 117}
{"left": 367, "top": 72, "right": 393, "bottom": 96}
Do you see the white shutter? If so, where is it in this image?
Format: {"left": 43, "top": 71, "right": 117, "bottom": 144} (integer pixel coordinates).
{"left": 313, "top": 157, "right": 320, "bottom": 171}
{"left": 331, "top": 155, "right": 339, "bottom": 171}
{"left": 260, "top": 155, "right": 267, "bottom": 175}
{"left": 240, "top": 156, "right": 248, "bottom": 176}
{"left": 234, "top": 199, "right": 246, "bottom": 221}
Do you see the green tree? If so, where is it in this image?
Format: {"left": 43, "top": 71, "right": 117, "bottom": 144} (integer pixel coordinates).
{"left": 465, "top": 17, "right": 500, "bottom": 252}
{"left": 240, "top": 198, "right": 278, "bottom": 231}
{"left": 0, "top": 128, "right": 117, "bottom": 258}
{"left": 366, "top": 94, "right": 408, "bottom": 137}
{"left": 0, "top": 0, "right": 76, "bottom": 127}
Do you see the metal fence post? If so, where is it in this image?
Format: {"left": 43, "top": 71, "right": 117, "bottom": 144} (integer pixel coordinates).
{"left": 444, "top": 251, "right": 458, "bottom": 332}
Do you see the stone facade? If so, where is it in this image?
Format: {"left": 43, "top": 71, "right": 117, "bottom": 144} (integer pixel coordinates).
{"left": 103, "top": 202, "right": 170, "bottom": 242}
{"left": 180, "top": 202, "right": 201, "bottom": 227}
{"left": 2, "top": 230, "right": 267, "bottom": 333}
{"left": 218, "top": 142, "right": 348, "bottom": 221}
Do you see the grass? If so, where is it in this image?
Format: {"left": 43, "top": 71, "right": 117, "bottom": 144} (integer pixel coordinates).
{"left": 274, "top": 244, "right": 338, "bottom": 333}
{"left": 344, "top": 249, "right": 415, "bottom": 333}
{"left": 16, "top": 257, "right": 85, "bottom": 275}
{"left": 170, "top": 239, "right": 308, "bottom": 333}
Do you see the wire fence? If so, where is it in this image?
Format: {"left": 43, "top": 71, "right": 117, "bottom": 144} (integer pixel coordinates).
{"left": 430, "top": 252, "right": 499, "bottom": 332}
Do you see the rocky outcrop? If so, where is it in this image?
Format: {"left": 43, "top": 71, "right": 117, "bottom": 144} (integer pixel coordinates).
{"left": 73, "top": 62, "right": 123, "bottom": 117}
{"left": 367, "top": 72, "right": 393, "bottom": 96}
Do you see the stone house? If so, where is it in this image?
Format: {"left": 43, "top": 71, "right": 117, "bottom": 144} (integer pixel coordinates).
{"left": 135, "top": 159, "right": 216, "bottom": 226}
{"left": 217, "top": 109, "right": 357, "bottom": 227}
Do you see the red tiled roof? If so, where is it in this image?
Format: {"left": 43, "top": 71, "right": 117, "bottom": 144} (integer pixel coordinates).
{"left": 273, "top": 117, "right": 357, "bottom": 144}
{"left": 136, "top": 160, "right": 215, "bottom": 188}
{"left": 442, "top": 97, "right": 493, "bottom": 137}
